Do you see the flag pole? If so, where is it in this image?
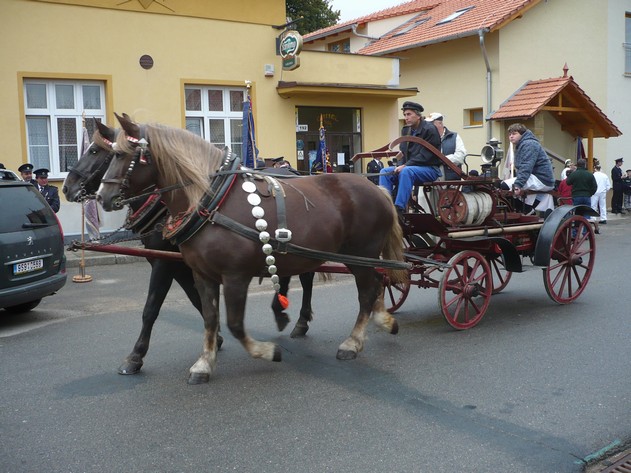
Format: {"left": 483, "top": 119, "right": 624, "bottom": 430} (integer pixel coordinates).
{"left": 73, "top": 112, "right": 92, "bottom": 283}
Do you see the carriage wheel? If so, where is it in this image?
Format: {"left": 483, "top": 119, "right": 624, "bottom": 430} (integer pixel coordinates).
{"left": 383, "top": 278, "right": 410, "bottom": 313}
{"left": 487, "top": 254, "right": 512, "bottom": 294}
{"left": 438, "top": 251, "right": 492, "bottom": 330}
{"left": 543, "top": 215, "right": 595, "bottom": 304}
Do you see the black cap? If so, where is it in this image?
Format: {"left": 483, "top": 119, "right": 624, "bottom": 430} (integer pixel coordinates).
{"left": 401, "top": 101, "right": 424, "bottom": 113}
{"left": 615, "top": 157, "right": 624, "bottom": 163}
{"left": 271, "top": 157, "right": 285, "bottom": 163}
{"left": 34, "top": 168, "right": 49, "bottom": 178}
{"left": 18, "top": 163, "right": 34, "bottom": 173}
{"left": 0, "top": 163, "right": 5, "bottom": 169}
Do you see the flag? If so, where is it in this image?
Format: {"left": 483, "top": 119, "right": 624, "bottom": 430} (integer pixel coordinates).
{"left": 242, "top": 94, "right": 259, "bottom": 169}
{"left": 502, "top": 142, "right": 515, "bottom": 181}
{"left": 576, "top": 136, "right": 586, "bottom": 161}
{"left": 314, "top": 114, "right": 327, "bottom": 174}
{"left": 80, "top": 122, "right": 101, "bottom": 239}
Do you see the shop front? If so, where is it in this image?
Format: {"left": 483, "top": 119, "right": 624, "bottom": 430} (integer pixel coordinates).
{"left": 295, "top": 106, "right": 361, "bottom": 174}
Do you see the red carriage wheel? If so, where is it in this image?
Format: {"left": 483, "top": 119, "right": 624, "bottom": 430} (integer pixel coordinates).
{"left": 438, "top": 250, "right": 492, "bottom": 330}
{"left": 487, "top": 254, "right": 512, "bottom": 294}
{"left": 543, "top": 215, "right": 595, "bottom": 304}
{"left": 383, "top": 278, "right": 410, "bottom": 313}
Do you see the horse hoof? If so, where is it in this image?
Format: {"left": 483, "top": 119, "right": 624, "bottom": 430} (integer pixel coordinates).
{"left": 290, "top": 324, "right": 309, "bottom": 338}
{"left": 275, "top": 313, "right": 290, "bottom": 332}
{"left": 217, "top": 334, "right": 224, "bottom": 351}
{"left": 390, "top": 320, "right": 399, "bottom": 335}
{"left": 188, "top": 372, "right": 210, "bottom": 385}
{"left": 336, "top": 349, "right": 358, "bottom": 360}
{"left": 272, "top": 345, "right": 282, "bottom": 362}
{"left": 118, "top": 360, "right": 143, "bottom": 375}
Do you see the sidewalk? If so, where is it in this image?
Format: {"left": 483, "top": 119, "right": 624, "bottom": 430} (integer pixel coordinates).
{"left": 65, "top": 210, "right": 630, "bottom": 269}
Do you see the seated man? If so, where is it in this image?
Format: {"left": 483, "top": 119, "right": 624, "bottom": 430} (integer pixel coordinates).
{"left": 425, "top": 112, "right": 467, "bottom": 181}
{"left": 501, "top": 123, "right": 555, "bottom": 213}
{"left": 379, "top": 101, "right": 442, "bottom": 214}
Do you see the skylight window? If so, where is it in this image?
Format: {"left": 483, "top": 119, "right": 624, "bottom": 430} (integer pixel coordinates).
{"left": 436, "top": 6, "right": 474, "bottom": 25}
{"left": 393, "top": 18, "right": 429, "bottom": 36}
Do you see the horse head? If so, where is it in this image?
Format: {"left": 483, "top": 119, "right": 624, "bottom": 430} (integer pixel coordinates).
{"left": 97, "top": 113, "right": 159, "bottom": 212}
{"left": 62, "top": 119, "right": 118, "bottom": 202}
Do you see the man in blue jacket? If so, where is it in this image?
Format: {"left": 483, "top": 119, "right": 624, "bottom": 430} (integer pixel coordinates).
{"left": 502, "top": 123, "right": 555, "bottom": 213}
{"left": 379, "top": 101, "right": 442, "bottom": 213}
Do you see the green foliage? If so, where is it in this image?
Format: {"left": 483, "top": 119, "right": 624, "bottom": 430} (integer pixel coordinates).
{"left": 286, "top": 0, "right": 341, "bottom": 35}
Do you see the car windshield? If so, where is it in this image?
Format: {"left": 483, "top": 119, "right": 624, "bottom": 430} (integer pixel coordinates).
{"left": 0, "top": 185, "right": 56, "bottom": 233}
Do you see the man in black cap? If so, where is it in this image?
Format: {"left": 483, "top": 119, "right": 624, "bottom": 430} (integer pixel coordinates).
{"left": 34, "top": 168, "right": 60, "bottom": 213}
{"left": 379, "top": 101, "right": 442, "bottom": 213}
{"left": 18, "top": 163, "right": 37, "bottom": 185}
{"left": 611, "top": 157, "right": 624, "bottom": 214}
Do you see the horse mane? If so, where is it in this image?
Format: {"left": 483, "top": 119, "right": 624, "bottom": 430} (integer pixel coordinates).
{"left": 116, "top": 123, "right": 224, "bottom": 207}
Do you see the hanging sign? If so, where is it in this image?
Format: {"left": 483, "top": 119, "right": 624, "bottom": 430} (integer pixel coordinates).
{"left": 280, "top": 30, "right": 303, "bottom": 71}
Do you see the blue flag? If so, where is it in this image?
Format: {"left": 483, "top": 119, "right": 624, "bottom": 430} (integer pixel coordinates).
{"left": 576, "top": 136, "right": 586, "bottom": 161}
{"left": 314, "top": 114, "right": 327, "bottom": 174}
{"left": 242, "top": 95, "right": 259, "bottom": 169}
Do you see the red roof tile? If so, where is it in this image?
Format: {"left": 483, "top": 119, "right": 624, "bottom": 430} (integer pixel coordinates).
{"left": 358, "top": 0, "right": 541, "bottom": 55}
{"left": 305, "top": 0, "right": 542, "bottom": 55}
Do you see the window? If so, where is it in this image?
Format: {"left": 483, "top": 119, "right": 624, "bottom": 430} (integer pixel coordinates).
{"left": 625, "top": 12, "right": 631, "bottom": 75}
{"left": 23, "top": 80, "right": 106, "bottom": 177}
{"left": 436, "top": 6, "right": 474, "bottom": 25}
{"left": 465, "top": 107, "right": 484, "bottom": 127}
{"left": 328, "top": 39, "right": 351, "bottom": 53}
{"left": 185, "top": 86, "right": 247, "bottom": 157}
{"left": 394, "top": 18, "right": 429, "bottom": 36}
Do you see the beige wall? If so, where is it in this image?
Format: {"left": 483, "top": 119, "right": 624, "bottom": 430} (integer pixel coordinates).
{"left": 396, "top": 35, "right": 494, "bottom": 172}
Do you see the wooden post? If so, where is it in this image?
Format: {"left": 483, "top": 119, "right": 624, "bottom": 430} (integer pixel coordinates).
{"left": 72, "top": 199, "right": 93, "bottom": 283}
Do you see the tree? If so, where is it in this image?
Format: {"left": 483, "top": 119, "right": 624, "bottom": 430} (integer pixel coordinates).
{"left": 286, "top": 0, "right": 340, "bottom": 35}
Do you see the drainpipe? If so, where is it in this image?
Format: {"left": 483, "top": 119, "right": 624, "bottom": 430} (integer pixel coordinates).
{"left": 478, "top": 28, "right": 492, "bottom": 143}
{"left": 351, "top": 23, "right": 380, "bottom": 40}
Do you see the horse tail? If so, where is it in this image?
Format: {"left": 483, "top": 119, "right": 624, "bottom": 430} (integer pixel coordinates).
{"left": 378, "top": 188, "right": 409, "bottom": 285}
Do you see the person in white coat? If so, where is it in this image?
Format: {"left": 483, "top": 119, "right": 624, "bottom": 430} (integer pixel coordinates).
{"left": 591, "top": 164, "right": 611, "bottom": 224}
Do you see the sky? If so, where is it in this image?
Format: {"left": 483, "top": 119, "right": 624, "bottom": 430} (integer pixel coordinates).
{"left": 329, "top": 0, "right": 402, "bottom": 22}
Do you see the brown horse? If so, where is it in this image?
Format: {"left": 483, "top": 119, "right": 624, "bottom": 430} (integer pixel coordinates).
{"left": 97, "top": 113, "right": 407, "bottom": 384}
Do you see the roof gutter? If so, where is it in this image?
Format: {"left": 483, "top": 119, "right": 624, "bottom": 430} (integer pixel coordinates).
{"left": 478, "top": 28, "right": 492, "bottom": 142}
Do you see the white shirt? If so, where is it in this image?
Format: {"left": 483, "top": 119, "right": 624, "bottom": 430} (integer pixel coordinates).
{"left": 593, "top": 170, "right": 611, "bottom": 194}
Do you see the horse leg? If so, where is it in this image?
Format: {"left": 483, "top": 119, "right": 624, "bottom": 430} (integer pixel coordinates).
{"left": 290, "top": 271, "right": 315, "bottom": 338}
{"left": 224, "top": 275, "right": 281, "bottom": 362}
{"left": 337, "top": 269, "right": 396, "bottom": 360}
{"left": 187, "top": 274, "right": 221, "bottom": 384}
{"left": 271, "top": 276, "right": 291, "bottom": 331}
{"left": 173, "top": 266, "right": 224, "bottom": 350}
{"left": 118, "top": 259, "right": 174, "bottom": 375}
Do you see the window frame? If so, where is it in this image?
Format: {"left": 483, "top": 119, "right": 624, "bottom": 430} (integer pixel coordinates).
{"left": 23, "top": 79, "right": 106, "bottom": 178}
{"left": 184, "top": 85, "right": 247, "bottom": 157}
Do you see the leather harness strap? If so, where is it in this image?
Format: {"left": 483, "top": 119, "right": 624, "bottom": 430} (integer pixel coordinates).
{"left": 209, "top": 211, "right": 412, "bottom": 270}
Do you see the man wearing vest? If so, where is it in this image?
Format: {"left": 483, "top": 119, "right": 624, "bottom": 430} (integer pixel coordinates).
{"left": 425, "top": 112, "right": 467, "bottom": 181}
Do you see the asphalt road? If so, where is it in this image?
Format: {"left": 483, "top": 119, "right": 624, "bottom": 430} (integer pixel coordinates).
{"left": 1, "top": 220, "right": 630, "bottom": 473}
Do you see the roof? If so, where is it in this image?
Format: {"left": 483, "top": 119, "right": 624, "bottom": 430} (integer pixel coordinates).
{"left": 304, "top": 1, "right": 434, "bottom": 43}
{"left": 305, "top": 0, "right": 542, "bottom": 56}
{"left": 489, "top": 71, "right": 622, "bottom": 139}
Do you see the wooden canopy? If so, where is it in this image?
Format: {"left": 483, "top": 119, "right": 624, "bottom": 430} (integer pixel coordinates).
{"left": 489, "top": 66, "right": 621, "bottom": 168}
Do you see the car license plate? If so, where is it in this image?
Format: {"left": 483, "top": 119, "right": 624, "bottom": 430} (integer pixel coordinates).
{"left": 14, "top": 259, "right": 44, "bottom": 275}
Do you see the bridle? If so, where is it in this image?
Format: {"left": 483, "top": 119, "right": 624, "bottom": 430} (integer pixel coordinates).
{"left": 67, "top": 136, "right": 116, "bottom": 198}
{"left": 100, "top": 133, "right": 156, "bottom": 210}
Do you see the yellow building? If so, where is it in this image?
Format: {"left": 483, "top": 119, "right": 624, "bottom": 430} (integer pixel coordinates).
{"left": 1, "top": 0, "right": 415, "bottom": 236}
